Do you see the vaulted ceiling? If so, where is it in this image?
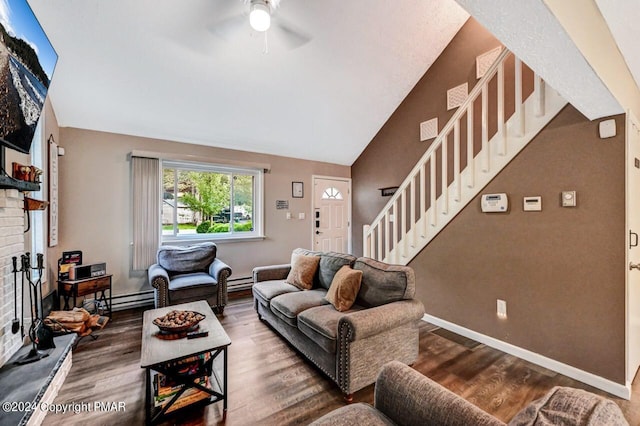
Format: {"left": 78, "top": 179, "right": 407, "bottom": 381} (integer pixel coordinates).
{"left": 28, "top": 0, "right": 469, "bottom": 166}
{"left": 26, "top": 0, "right": 639, "bottom": 166}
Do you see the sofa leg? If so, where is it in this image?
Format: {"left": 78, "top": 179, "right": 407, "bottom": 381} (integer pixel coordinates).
{"left": 344, "top": 393, "right": 353, "bottom": 403}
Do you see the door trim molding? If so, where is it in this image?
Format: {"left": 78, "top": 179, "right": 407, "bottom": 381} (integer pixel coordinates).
{"left": 626, "top": 109, "right": 640, "bottom": 383}
{"left": 312, "top": 175, "right": 352, "bottom": 253}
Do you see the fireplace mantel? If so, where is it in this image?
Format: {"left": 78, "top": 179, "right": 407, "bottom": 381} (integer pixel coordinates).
{"left": 0, "top": 176, "right": 40, "bottom": 192}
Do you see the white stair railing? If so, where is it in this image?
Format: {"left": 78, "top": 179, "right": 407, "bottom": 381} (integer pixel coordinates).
{"left": 363, "top": 49, "right": 567, "bottom": 265}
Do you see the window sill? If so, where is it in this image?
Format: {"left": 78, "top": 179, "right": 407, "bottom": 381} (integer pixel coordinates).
{"left": 161, "top": 235, "right": 266, "bottom": 245}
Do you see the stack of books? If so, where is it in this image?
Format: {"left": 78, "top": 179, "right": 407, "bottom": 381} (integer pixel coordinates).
{"left": 153, "top": 352, "right": 212, "bottom": 413}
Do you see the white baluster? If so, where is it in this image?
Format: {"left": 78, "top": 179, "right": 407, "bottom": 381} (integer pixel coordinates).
{"left": 467, "top": 104, "right": 474, "bottom": 189}
{"left": 498, "top": 61, "right": 506, "bottom": 155}
{"left": 410, "top": 177, "right": 416, "bottom": 247}
{"left": 420, "top": 162, "right": 426, "bottom": 238}
{"left": 430, "top": 152, "right": 437, "bottom": 227}
{"left": 482, "top": 83, "right": 489, "bottom": 172}
{"left": 534, "top": 74, "right": 545, "bottom": 117}
{"left": 441, "top": 133, "right": 448, "bottom": 215}
{"left": 454, "top": 119, "right": 461, "bottom": 202}
{"left": 515, "top": 57, "right": 525, "bottom": 136}
{"left": 363, "top": 224, "right": 370, "bottom": 258}
{"left": 377, "top": 222, "right": 382, "bottom": 261}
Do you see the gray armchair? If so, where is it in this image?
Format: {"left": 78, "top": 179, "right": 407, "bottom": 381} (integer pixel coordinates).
{"left": 148, "top": 242, "right": 232, "bottom": 314}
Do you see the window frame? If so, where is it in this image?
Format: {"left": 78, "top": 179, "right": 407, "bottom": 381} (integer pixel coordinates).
{"left": 161, "top": 159, "right": 264, "bottom": 243}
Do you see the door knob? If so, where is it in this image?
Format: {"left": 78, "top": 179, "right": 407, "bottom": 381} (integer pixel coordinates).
{"left": 630, "top": 262, "right": 640, "bottom": 271}
{"left": 315, "top": 231, "right": 322, "bottom": 235}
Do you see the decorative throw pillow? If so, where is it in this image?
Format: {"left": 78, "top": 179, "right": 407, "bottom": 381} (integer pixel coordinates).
{"left": 325, "top": 265, "right": 363, "bottom": 312}
{"left": 286, "top": 253, "right": 320, "bottom": 290}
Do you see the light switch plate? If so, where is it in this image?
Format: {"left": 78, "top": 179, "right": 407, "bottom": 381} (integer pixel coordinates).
{"left": 561, "top": 191, "right": 576, "bottom": 207}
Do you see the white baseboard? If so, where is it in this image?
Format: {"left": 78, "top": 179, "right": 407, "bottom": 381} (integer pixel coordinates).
{"left": 423, "top": 314, "right": 631, "bottom": 400}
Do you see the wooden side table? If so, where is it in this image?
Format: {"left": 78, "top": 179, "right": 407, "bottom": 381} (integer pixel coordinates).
{"left": 58, "top": 274, "right": 112, "bottom": 318}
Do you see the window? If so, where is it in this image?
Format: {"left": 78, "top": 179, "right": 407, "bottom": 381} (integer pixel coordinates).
{"left": 162, "top": 161, "right": 263, "bottom": 241}
{"left": 322, "top": 187, "right": 343, "bottom": 200}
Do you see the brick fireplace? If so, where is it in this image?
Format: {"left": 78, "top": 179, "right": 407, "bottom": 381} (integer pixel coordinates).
{"left": 0, "top": 188, "right": 25, "bottom": 367}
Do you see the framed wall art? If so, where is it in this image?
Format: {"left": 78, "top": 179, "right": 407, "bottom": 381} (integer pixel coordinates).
{"left": 292, "top": 181, "right": 303, "bottom": 198}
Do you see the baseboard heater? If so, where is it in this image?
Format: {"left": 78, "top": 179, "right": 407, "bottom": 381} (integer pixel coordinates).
{"left": 106, "top": 277, "right": 253, "bottom": 312}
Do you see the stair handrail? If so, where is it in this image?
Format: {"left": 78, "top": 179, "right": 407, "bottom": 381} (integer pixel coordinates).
{"left": 366, "top": 47, "right": 512, "bottom": 230}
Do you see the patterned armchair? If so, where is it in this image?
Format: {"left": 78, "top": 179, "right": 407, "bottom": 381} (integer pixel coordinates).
{"left": 147, "top": 242, "right": 231, "bottom": 314}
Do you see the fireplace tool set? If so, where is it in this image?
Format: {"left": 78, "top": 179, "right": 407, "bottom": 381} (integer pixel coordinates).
{"left": 12, "top": 252, "right": 52, "bottom": 365}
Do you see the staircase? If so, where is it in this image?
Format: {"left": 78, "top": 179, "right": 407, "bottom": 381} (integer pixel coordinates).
{"left": 363, "top": 49, "right": 567, "bottom": 265}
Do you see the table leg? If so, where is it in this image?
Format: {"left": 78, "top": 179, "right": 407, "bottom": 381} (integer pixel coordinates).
{"left": 223, "top": 347, "right": 227, "bottom": 417}
{"left": 145, "top": 368, "right": 151, "bottom": 425}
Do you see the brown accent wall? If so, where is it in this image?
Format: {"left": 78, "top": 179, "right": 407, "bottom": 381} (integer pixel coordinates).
{"left": 412, "top": 107, "right": 625, "bottom": 383}
{"left": 352, "top": 19, "right": 506, "bottom": 254}
{"left": 351, "top": 20, "right": 626, "bottom": 383}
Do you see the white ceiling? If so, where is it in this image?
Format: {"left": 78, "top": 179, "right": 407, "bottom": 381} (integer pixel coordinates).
{"left": 27, "top": 0, "right": 469, "bottom": 166}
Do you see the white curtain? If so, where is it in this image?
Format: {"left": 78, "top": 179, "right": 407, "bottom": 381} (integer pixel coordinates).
{"left": 132, "top": 156, "right": 160, "bottom": 270}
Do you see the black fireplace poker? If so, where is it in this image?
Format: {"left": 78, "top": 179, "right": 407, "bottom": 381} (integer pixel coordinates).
{"left": 11, "top": 256, "right": 19, "bottom": 334}
{"left": 15, "top": 252, "right": 49, "bottom": 365}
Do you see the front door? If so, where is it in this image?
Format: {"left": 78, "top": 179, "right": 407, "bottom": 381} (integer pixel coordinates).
{"left": 627, "top": 111, "right": 640, "bottom": 383}
{"left": 313, "top": 177, "right": 351, "bottom": 253}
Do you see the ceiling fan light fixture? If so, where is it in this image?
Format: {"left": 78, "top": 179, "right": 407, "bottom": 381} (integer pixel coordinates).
{"left": 250, "top": 0, "right": 271, "bottom": 32}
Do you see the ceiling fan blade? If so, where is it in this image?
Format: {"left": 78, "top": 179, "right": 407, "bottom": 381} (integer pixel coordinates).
{"left": 209, "top": 13, "right": 247, "bottom": 41}
{"left": 273, "top": 18, "right": 311, "bottom": 49}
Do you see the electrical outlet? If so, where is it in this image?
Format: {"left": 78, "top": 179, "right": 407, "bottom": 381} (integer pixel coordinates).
{"left": 497, "top": 299, "right": 507, "bottom": 318}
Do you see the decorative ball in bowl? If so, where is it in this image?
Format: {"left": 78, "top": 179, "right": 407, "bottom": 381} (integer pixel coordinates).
{"left": 153, "top": 310, "right": 205, "bottom": 333}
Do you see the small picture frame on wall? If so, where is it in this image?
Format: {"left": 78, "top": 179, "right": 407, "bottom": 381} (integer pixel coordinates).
{"left": 292, "top": 181, "right": 304, "bottom": 198}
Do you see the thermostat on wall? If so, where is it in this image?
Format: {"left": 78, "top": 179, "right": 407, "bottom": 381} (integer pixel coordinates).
{"left": 523, "top": 196, "right": 542, "bottom": 211}
{"left": 481, "top": 193, "right": 508, "bottom": 213}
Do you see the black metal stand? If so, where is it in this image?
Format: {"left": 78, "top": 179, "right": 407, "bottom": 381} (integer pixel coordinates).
{"left": 16, "top": 253, "right": 49, "bottom": 365}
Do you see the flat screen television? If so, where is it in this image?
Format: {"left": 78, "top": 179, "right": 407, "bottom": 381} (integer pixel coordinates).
{"left": 0, "top": 0, "right": 57, "bottom": 155}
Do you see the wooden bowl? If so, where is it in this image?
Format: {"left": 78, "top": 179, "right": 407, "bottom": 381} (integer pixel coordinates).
{"left": 153, "top": 310, "right": 205, "bottom": 333}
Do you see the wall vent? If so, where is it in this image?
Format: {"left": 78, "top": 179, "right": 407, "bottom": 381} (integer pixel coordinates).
{"left": 420, "top": 118, "right": 438, "bottom": 141}
{"left": 447, "top": 83, "right": 468, "bottom": 110}
{"left": 476, "top": 46, "right": 503, "bottom": 79}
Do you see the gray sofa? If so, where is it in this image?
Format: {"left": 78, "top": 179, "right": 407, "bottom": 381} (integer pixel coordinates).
{"left": 252, "top": 249, "right": 425, "bottom": 399}
{"left": 310, "top": 361, "right": 629, "bottom": 426}
{"left": 148, "top": 242, "right": 232, "bottom": 313}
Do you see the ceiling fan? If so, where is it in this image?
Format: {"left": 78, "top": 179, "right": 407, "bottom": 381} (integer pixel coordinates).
{"left": 212, "top": 0, "right": 311, "bottom": 50}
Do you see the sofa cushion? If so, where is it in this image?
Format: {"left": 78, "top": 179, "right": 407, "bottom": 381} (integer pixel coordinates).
{"left": 354, "top": 258, "right": 415, "bottom": 308}
{"left": 270, "top": 289, "right": 329, "bottom": 327}
{"left": 168, "top": 272, "right": 218, "bottom": 290}
{"left": 157, "top": 242, "right": 217, "bottom": 274}
{"left": 317, "top": 252, "right": 357, "bottom": 289}
{"left": 308, "top": 403, "right": 395, "bottom": 426}
{"left": 168, "top": 273, "right": 218, "bottom": 304}
{"left": 252, "top": 280, "right": 300, "bottom": 308}
{"left": 286, "top": 252, "right": 320, "bottom": 290}
{"left": 298, "top": 304, "right": 365, "bottom": 353}
{"left": 508, "top": 386, "right": 628, "bottom": 426}
{"left": 325, "top": 265, "right": 363, "bottom": 312}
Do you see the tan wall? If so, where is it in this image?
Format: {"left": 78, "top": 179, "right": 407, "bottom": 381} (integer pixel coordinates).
{"left": 351, "top": 20, "right": 626, "bottom": 383}
{"left": 50, "top": 128, "right": 349, "bottom": 297}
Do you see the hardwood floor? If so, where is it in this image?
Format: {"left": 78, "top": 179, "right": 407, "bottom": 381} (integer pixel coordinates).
{"left": 42, "top": 297, "right": 640, "bottom": 425}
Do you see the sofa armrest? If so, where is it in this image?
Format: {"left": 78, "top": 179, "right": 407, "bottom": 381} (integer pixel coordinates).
{"left": 339, "top": 299, "right": 425, "bottom": 341}
{"left": 252, "top": 264, "right": 291, "bottom": 283}
{"left": 148, "top": 263, "right": 170, "bottom": 308}
{"left": 210, "top": 258, "right": 232, "bottom": 310}
{"left": 209, "top": 258, "right": 232, "bottom": 283}
{"left": 375, "top": 361, "right": 504, "bottom": 426}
